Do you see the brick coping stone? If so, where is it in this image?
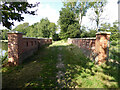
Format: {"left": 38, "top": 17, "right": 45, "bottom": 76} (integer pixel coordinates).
{"left": 68, "top": 37, "right": 96, "bottom": 40}
{"left": 7, "top": 31, "right": 23, "bottom": 34}
{"left": 96, "top": 31, "right": 111, "bottom": 35}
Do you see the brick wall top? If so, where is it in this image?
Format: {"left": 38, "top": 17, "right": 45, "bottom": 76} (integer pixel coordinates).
{"left": 68, "top": 37, "right": 96, "bottom": 40}
{"left": 96, "top": 31, "right": 111, "bottom": 35}
{"left": 7, "top": 31, "right": 23, "bottom": 34}
{"left": 8, "top": 31, "right": 52, "bottom": 65}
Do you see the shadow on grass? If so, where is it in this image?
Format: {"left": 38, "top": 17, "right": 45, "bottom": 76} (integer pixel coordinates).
{"left": 57, "top": 44, "right": 119, "bottom": 88}
{"left": 2, "top": 42, "right": 119, "bottom": 88}
{"left": 2, "top": 44, "right": 59, "bottom": 88}
{"left": 101, "top": 61, "right": 120, "bottom": 88}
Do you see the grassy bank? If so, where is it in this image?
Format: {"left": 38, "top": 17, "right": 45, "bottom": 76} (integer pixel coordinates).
{"left": 2, "top": 40, "right": 119, "bottom": 88}
{"left": 109, "top": 40, "right": 120, "bottom": 62}
{"left": 2, "top": 44, "right": 59, "bottom": 88}
{"left": 61, "top": 44, "right": 119, "bottom": 88}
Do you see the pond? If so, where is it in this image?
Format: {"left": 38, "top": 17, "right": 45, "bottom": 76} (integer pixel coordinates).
{"left": 0, "top": 42, "right": 8, "bottom": 57}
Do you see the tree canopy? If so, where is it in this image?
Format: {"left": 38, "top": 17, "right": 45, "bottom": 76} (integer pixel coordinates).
{"left": 0, "top": 2, "right": 40, "bottom": 29}
{"left": 12, "top": 18, "right": 57, "bottom": 39}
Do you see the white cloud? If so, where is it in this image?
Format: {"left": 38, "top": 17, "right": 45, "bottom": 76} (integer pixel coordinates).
{"left": 0, "top": 1, "right": 60, "bottom": 29}
{"left": 12, "top": 3, "right": 60, "bottom": 29}
{"left": 0, "top": 0, "right": 118, "bottom": 30}
{"left": 36, "top": 4, "right": 59, "bottom": 24}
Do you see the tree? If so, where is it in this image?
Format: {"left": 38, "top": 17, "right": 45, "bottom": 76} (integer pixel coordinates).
{"left": 48, "top": 22, "right": 57, "bottom": 38}
{"left": 25, "top": 23, "right": 40, "bottom": 38}
{"left": 99, "top": 23, "right": 111, "bottom": 31}
{"left": 64, "top": 1, "right": 95, "bottom": 32}
{"left": 52, "top": 33, "right": 61, "bottom": 41}
{"left": 89, "top": 1, "right": 107, "bottom": 31}
{"left": 13, "top": 22, "right": 29, "bottom": 34}
{"left": 0, "top": 2, "right": 40, "bottom": 29}
{"left": 99, "top": 21, "right": 120, "bottom": 41}
{"left": 1, "top": 29, "right": 9, "bottom": 40}
{"left": 39, "top": 18, "right": 50, "bottom": 38}
{"left": 88, "top": 29, "right": 97, "bottom": 37}
{"left": 66, "top": 23, "right": 80, "bottom": 38}
{"left": 58, "top": 3, "right": 80, "bottom": 39}
{"left": 13, "top": 18, "right": 57, "bottom": 38}
{"left": 58, "top": 1, "right": 99, "bottom": 39}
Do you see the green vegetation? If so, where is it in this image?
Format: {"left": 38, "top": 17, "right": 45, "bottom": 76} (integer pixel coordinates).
{"left": 0, "top": 51, "right": 8, "bottom": 64}
{"left": 0, "top": 42, "right": 8, "bottom": 64}
{"left": 2, "top": 44, "right": 59, "bottom": 88}
{"left": 1, "top": 18, "right": 58, "bottom": 40}
{"left": 62, "top": 43, "right": 119, "bottom": 88}
{"left": 109, "top": 40, "right": 120, "bottom": 62}
{"left": 1, "top": 1, "right": 120, "bottom": 89}
{"left": 13, "top": 18, "right": 57, "bottom": 39}
{"left": 1, "top": 2, "right": 40, "bottom": 29}
{"left": 100, "top": 21, "right": 120, "bottom": 41}
{"left": 2, "top": 41, "right": 119, "bottom": 88}
{"left": 1, "top": 29, "right": 9, "bottom": 40}
{"left": 58, "top": 3, "right": 80, "bottom": 39}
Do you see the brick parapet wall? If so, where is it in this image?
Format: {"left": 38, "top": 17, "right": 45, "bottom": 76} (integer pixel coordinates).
{"left": 68, "top": 32, "right": 111, "bottom": 65}
{"left": 68, "top": 38, "right": 96, "bottom": 50}
{"left": 8, "top": 31, "right": 52, "bottom": 66}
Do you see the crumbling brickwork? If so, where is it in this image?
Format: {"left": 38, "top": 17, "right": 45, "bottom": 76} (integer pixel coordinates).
{"left": 68, "top": 32, "right": 111, "bottom": 65}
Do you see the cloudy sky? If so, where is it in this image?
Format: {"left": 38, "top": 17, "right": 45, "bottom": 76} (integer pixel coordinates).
{"left": 0, "top": 0, "right": 118, "bottom": 30}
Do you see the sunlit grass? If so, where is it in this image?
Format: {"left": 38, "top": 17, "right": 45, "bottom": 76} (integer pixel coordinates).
{"left": 2, "top": 44, "right": 59, "bottom": 88}
{"left": 61, "top": 44, "right": 119, "bottom": 88}
{"left": 2, "top": 40, "right": 119, "bottom": 88}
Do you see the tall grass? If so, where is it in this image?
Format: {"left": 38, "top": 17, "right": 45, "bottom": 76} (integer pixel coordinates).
{"left": 2, "top": 41, "right": 119, "bottom": 88}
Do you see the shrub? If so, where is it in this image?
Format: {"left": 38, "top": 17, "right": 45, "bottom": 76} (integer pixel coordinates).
{"left": 52, "top": 33, "right": 61, "bottom": 41}
{"left": 111, "top": 41, "right": 117, "bottom": 46}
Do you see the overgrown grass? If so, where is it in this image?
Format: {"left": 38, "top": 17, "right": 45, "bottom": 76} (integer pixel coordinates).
{"left": 61, "top": 44, "right": 119, "bottom": 88}
{"left": 2, "top": 40, "right": 119, "bottom": 88}
{"left": 57, "top": 41, "right": 119, "bottom": 88}
{"left": 109, "top": 40, "right": 120, "bottom": 62}
{"left": 2, "top": 45, "right": 59, "bottom": 88}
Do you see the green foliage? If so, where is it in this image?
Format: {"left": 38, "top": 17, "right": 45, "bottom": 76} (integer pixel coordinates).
{"left": 58, "top": 3, "right": 80, "bottom": 39}
{"left": 1, "top": 2, "right": 40, "bottom": 29}
{"left": 12, "top": 18, "right": 57, "bottom": 38}
{"left": 100, "top": 23, "right": 111, "bottom": 31}
{"left": 52, "top": 33, "right": 61, "bottom": 41}
{"left": 49, "top": 22, "right": 57, "bottom": 37}
{"left": 1, "top": 51, "right": 8, "bottom": 64}
{"left": 109, "top": 40, "right": 120, "bottom": 61}
{"left": 1, "top": 29, "right": 9, "bottom": 40}
{"left": 89, "top": 1, "right": 107, "bottom": 31}
{"left": 80, "top": 28, "right": 96, "bottom": 38}
{"left": 2, "top": 41, "right": 119, "bottom": 88}
{"left": 88, "top": 29, "right": 97, "bottom": 37}
{"left": 13, "top": 22, "right": 29, "bottom": 34}
{"left": 111, "top": 40, "right": 117, "bottom": 46}
{"left": 39, "top": 18, "right": 50, "bottom": 38}
{"left": 58, "top": 1, "right": 100, "bottom": 39}
{"left": 26, "top": 22, "right": 42, "bottom": 38}
{"left": 100, "top": 22, "right": 119, "bottom": 41}
{"left": 66, "top": 23, "right": 80, "bottom": 38}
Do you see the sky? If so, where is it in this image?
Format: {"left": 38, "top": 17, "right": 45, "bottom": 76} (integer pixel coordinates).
{"left": 0, "top": 0, "right": 118, "bottom": 30}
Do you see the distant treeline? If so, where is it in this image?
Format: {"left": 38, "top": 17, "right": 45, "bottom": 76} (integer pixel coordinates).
{"left": 1, "top": 17, "right": 119, "bottom": 41}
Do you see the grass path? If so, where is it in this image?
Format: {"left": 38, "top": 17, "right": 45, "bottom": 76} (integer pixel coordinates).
{"left": 56, "top": 47, "right": 65, "bottom": 88}
{"left": 2, "top": 40, "right": 119, "bottom": 88}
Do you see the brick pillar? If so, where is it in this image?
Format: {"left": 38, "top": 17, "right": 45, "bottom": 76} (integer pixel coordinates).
{"left": 95, "top": 32, "right": 111, "bottom": 65}
{"left": 8, "top": 31, "right": 23, "bottom": 66}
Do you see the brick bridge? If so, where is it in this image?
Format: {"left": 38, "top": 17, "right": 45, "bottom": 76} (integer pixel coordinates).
{"left": 8, "top": 31, "right": 111, "bottom": 66}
